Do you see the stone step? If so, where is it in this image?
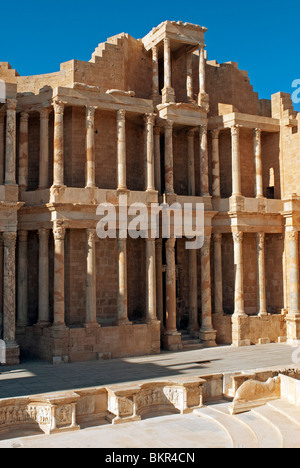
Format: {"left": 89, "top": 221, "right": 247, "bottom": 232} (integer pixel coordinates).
{"left": 194, "top": 404, "right": 259, "bottom": 448}
{"left": 267, "top": 400, "right": 300, "bottom": 428}
{"left": 237, "top": 409, "right": 283, "bottom": 448}
{"left": 253, "top": 404, "right": 300, "bottom": 448}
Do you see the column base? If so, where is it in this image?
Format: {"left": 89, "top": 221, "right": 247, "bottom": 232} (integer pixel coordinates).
{"left": 199, "top": 328, "right": 217, "bottom": 347}
{"left": 2, "top": 342, "right": 20, "bottom": 365}
{"left": 114, "top": 319, "right": 132, "bottom": 326}
{"left": 35, "top": 321, "right": 51, "bottom": 329}
{"left": 84, "top": 322, "right": 101, "bottom": 329}
{"left": 162, "top": 331, "right": 182, "bottom": 351}
{"left": 231, "top": 314, "right": 250, "bottom": 347}
{"left": 162, "top": 87, "right": 175, "bottom": 104}
{"left": 198, "top": 92, "right": 209, "bottom": 112}
{"left": 286, "top": 314, "right": 300, "bottom": 342}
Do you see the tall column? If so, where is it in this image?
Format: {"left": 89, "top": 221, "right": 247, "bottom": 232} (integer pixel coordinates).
{"left": 144, "top": 113, "right": 155, "bottom": 192}
{"left": 151, "top": 46, "right": 159, "bottom": 102}
{"left": 17, "top": 231, "right": 28, "bottom": 329}
{"left": 52, "top": 222, "right": 66, "bottom": 328}
{"left": 146, "top": 238, "right": 157, "bottom": 322}
{"left": 213, "top": 233, "right": 224, "bottom": 316}
{"left": 199, "top": 45, "right": 206, "bottom": 95}
{"left": 162, "top": 38, "right": 175, "bottom": 104}
{"left": 154, "top": 126, "right": 161, "bottom": 194}
{"left": 187, "top": 129, "right": 195, "bottom": 196}
{"left": 38, "top": 228, "right": 50, "bottom": 325}
{"left": 53, "top": 101, "right": 64, "bottom": 187}
{"left": 211, "top": 129, "right": 221, "bottom": 197}
{"left": 117, "top": 109, "right": 127, "bottom": 191}
{"left": 186, "top": 53, "right": 194, "bottom": 101}
{"left": 155, "top": 238, "right": 164, "bottom": 329}
{"left": 85, "top": 228, "right": 99, "bottom": 328}
{"left": 5, "top": 99, "right": 17, "bottom": 185}
{"left": 200, "top": 124, "right": 209, "bottom": 196}
{"left": 18, "top": 112, "right": 29, "bottom": 191}
{"left": 39, "top": 108, "right": 50, "bottom": 189}
{"left": 164, "top": 120, "right": 174, "bottom": 194}
{"left": 86, "top": 106, "right": 96, "bottom": 188}
{"left": 232, "top": 231, "right": 246, "bottom": 316}
{"left": 0, "top": 112, "right": 5, "bottom": 184}
{"left": 199, "top": 235, "right": 216, "bottom": 346}
{"left": 256, "top": 232, "right": 267, "bottom": 316}
{"left": 117, "top": 238, "right": 130, "bottom": 324}
{"left": 3, "top": 231, "right": 19, "bottom": 364}
{"left": 254, "top": 128, "right": 263, "bottom": 198}
{"left": 231, "top": 125, "right": 242, "bottom": 196}
{"left": 288, "top": 230, "right": 300, "bottom": 315}
{"left": 188, "top": 249, "right": 199, "bottom": 336}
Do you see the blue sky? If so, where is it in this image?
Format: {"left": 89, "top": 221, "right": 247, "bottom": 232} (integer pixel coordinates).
{"left": 0, "top": 0, "right": 299, "bottom": 110}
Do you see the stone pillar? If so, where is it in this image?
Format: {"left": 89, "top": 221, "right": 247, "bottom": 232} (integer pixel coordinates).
{"left": 18, "top": 112, "right": 29, "bottom": 191}
{"left": 117, "top": 109, "right": 127, "bottom": 191}
{"left": 163, "top": 238, "right": 182, "bottom": 350}
{"left": 3, "top": 231, "right": 19, "bottom": 364}
{"left": 117, "top": 238, "right": 130, "bottom": 324}
{"left": 86, "top": 106, "right": 96, "bottom": 188}
{"left": 231, "top": 125, "right": 242, "bottom": 196}
{"left": 39, "top": 108, "right": 50, "bottom": 189}
{"left": 151, "top": 46, "right": 159, "bottom": 103}
{"left": 199, "top": 235, "right": 216, "bottom": 346}
{"left": 286, "top": 230, "right": 300, "bottom": 342}
{"left": 154, "top": 126, "right": 161, "bottom": 194}
{"left": 187, "top": 129, "right": 195, "bottom": 196}
{"left": 144, "top": 113, "right": 155, "bottom": 192}
{"left": 186, "top": 53, "right": 194, "bottom": 101}
{"left": 232, "top": 231, "right": 246, "bottom": 316}
{"left": 254, "top": 128, "right": 263, "bottom": 198}
{"left": 38, "top": 228, "right": 50, "bottom": 325}
{"left": 155, "top": 238, "right": 164, "bottom": 330}
{"left": 256, "top": 232, "right": 267, "bottom": 316}
{"left": 200, "top": 124, "right": 209, "bottom": 196}
{"left": 162, "top": 38, "right": 175, "bottom": 104}
{"left": 52, "top": 222, "right": 66, "bottom": 328}
{"left": 53, "top": 101, "right": 64, "bottom": 187}
{"left": 199, "top": 46, "right": 206, "bottom": 95}
{"left": 146, "top": 238, "right": 157, "bottom": 322}
{"left": 0, "top": 112, "right": 5, "bottom": 184}
{"left": 211, "top": 129, "right": 221, "bottom": 197}
{"left": 188, "top": 249, "right": 199, "bottom": 337}
{"left": 17, "top": 231, "right": 28, "bottom": 329}
{"left": 85, "top": 228, "right": 99, "bottom": 328}
{"left": 164, "top": 120, "right": 174, "bottom": 195}
{"left": 5, "top": 99, "right": 17, "bottom": 185}
{"left": 213, "top": 233, "right": 224, "bottom": 316}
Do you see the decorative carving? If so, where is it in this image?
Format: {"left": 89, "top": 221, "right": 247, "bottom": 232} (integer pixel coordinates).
{"left": 86, "top": 106, "right": 96, "bottom": 120}
{"left": 199, "top": 124, "right": 208, "bottom": 136}
{"left": 3, "top": 231, "right": 17, "bottom": 249}
{"left": 117, "top": 109, "right": 126, "bottom": 122}
{"left": 53, "top": 221, "right": 66, "bottom": 241}
{"left": 256, "top": 232, "right": 265, "bottom": 249}
{"left": 39, "top": 108, "right": 50, "bottom": 120}
{"left": 20, "top": 112, "right": 29, "bottom": 122}
{"left": 144, "top": 113, "right": 155, "bottom": 126}
{"left": 56, "top": 405, "right": 72, "bottom": 426}
{"left": 211, "top": 129, "right": 220, "bottom": 139}
{"left": 232, "top": 231, "right": 243, "bottom": 243}
{"left": 254, "top": 127, "right": 261, "bottom": 139}
{"left": 287, "top": 230, "right": 299, "bottom": 242}
{"left": 53, "top": 100, "right": 64, "bottom": 115}
{"left": 231, "top": 125, "right": 240, "bottom": 137}
{"left": 6, "top": 99, "right": 17, "bottom": 111}
{"left": 165, "top": 119, "right": 173, "bottom": 131}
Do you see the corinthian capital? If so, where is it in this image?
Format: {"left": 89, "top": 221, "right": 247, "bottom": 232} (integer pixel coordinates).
{"left": 53, "top": 100, "right": 64, "bottom": 115}
{"left": 232, "top": 231, "right": 243, "bottom": 243}
{"left": 144, "top": 113, "right": 155, "bottom": 126}
{"left": 287, "top": 230, "right": 299, "bottom": 242}
{"left": 117, "top": 109, "right": 126, "bottom": 122}
{"left": 53, "top": 221, "right": 66, "bottom": 241}
{"left": 3, "top": 231, "right": 17, "bottom": 248}
{"left": 6, "top": 99, "right": 17, "bottom": 111}
{"left": 231, "top": 125, "right": 240, "bottom": 137}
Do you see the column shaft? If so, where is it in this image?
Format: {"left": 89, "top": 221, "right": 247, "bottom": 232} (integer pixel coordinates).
{"left": 154, "top": 126, "right": 161, "bottom": 194}
{"left": 144, "top": 113, "right": 155, "bottom": 191}
{"left": 146, "top": 239, "right": 157, "bottom": 322}
{"left": 211, "top": 129, "right": 221, "bottom": 197}
{"left": 17, "top": 231, "right": 28, "bottom": 328}
{"left": 188, "top": 248, "right": 198, "bottom": 334}
{"left": 86, "top": 106, "right": 96, "bottom": 188}
{"left": 117, "top": 238, "right": 130, "bottom": 323}
{"left": 39, "top": 108, "right": 50, "bottom": 189}
{"left": 151, "top": 46, "right": 159, "bottom": 101}
{"left": 53, "top": 101, "right": 64, "bottom": 187}
{"left": 0, "top": 113, "right": 4, "bottom": 184}
{"left": 3, "top": 232, "right": 17, "bottom": 342}
{"left": 213, "top": 233, "right": 224, "bottom": 315}
{"left": 186, "top": 53, "right": 193, "bottom": 101}
{"left": 256, "top": 232, "right": 267, "bottom": 316}
{"left": 53, "top": 222, "right": 66, "bottom": 327}
{"left": 233, "top": 232, "right": 246, "bottom": 316}
{"left": 187, "top": 130, "right": 195, "bottom": 196}
{"left": 200, "top": 124, "right": 209, "bottom": 196}
{"left": 164, "top": 120, "right": 174, "bottom": 194}
{"left": 288, "top": 230, "right": 300, "bottom": 315}
{"left": 38, "top": 228, "right": 50, "bottom": 324}
{"left": 155, "top": 239, "right": 164, "bottom": 329}
{"left": 5, "top": 99, "right": 17, "bottom": 185}
{"left": 18, "top": 112, "right": 29, "bottom": 190}
{"left": 165, "top": 238, "right": 177, "bottom": 332}
{"left": 254, "top": 128, "right": 263, "bottom": 198}
{"left": 85, "top": 229, "right": 99, "bottom": 327}
{"left": 231, "top": 125, "right": 242, "bottom": 196}
{"left": 117, "top": 109, "right": 126, "bottom": 190}
{"left": 162, "top": 38, "right": 175, "bottom": 103}
{"left": 199, "top": 46, "right": 206, "bottom": 95}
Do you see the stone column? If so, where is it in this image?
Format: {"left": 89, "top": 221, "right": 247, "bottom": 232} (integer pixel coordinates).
{"left": 144, "top": 113, "right": 155, "bottom": 192}
{"left": 256, "top": 232, "right": 267, "bottom": 316}
{"left": 0, "top": 112, "right": 5, "bottom": 184}
{"left": 163, "top": 238, "right": 182, "bottom": 350}
{"left": 38, "top": 228, "right": 50, "bottom": 325}
{"left": 254, "top": 128, "right": 263, "bottom": 198}
{"left": 186, "top": 53, "right": 194, "bottom": 101}
{"left": 146, "top": 238, "right": 157, "bottom": 322}
{"left": 164, "top": 120, "right": 174, "bottom": 194}
{"left": 232, "top": 231, "right": 246, "bottom": 316}
{"left": 117, "top": 238, "right": 130, "bottom": 324}
{"left": 3, "top": 231, "right": 19, "bottom": 363}
{"left": 162, "top": 38, "right": 175, "bottom": 104}
{"left": 17, "top": 231, "right": 28, "bottom": 329}
{"left": 187, "top": 129, "right": 195, "bottom": 196}
{"left": 188, "top": 248, "right": 199, "bottom": 337}
{"left": 151, "top": 46, "right": 159, "bottom": 102}
{"left": 213, "top": 233, "right": 224, "bottom": 316}
{"left": 199, "top": 46, "right": 206, "bottom": 95}
{"left": 85, "top": 228, "right": 99, "bottom": 328}
{"left": 288, "top": 230, "right": 300, "bottom": 315}
{"left": 86, "top": 106, "right": 96, "bottom": 188}
{"left": 211, "top": 129, "right": 221, "bottom": 197}
{"left": 154, "top": 126, "right": 161, "bottom": 194}
{"left": 199, "top": 235, "right": 216, "bottom": 346}
{"left": 117, "top": 109, "right": 127, "bottom": 191}
{"left": 155, "top": 238, "right": 164, "bottom": 330}
{"left": 231, "top": 125, "right": 242, "bottom": 196}
{"left": 200, "top": 124, "right": 209, "bottom": 196}
{"left": 18, "top": 112, "right": 29, "bottom": 191}
{"left": 53, "top": 101, "right": 65, "bottom": 187}
{"left": 52, "top": 222, "right": 66, "bottom": 328}
{"left": 39, "top": 108, "right": 50, "bottom": 189}
{"left": 5, "top": 99, "right": 17, "bottom": 185}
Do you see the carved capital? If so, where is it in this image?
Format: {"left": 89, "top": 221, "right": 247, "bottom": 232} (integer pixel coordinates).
{"left": 256, "top": 232, "right": 265, "bottom": 249}
{"left": 86, "top": 106, "right": 96, "bottom": 120}
{"left": 154, "top": 126, "right": 161, "bottom": 136}
{"left": 165, "top": 119, "right": 173, "bottom": 131}
{"left": 187, "top": 129, "right": 195, "bottom": 138}
{"left": 213, "top": 233, "right": 222, "bottom": 243}
{"left": 232, "top": 231, "right": 243, "bottom": 243}
{"left": 3, "top": 231, "right": 17, "bottom": 249}
{"left": 231, "top": 125, "right": 240, "bottom": 137}
{"left": 254, "top": 127, "right": 262, "bottom": 140}
{"left": 211, "top": 129, "right": 220, "bottom": 140}
{"left": 53, "top": 221, "right": 66, "bottom": 241}
{"left": 20, "top": 112, "right": 29, "bottom": 123}
{"left": 53, "top": 100, "right": 64, "bottom": 115}
{"left": 38, "top": 228, "right": 50, "bottom": 240}
{"left": 39, "top": 108, "right": 50, "bottom": 120}
{"left": 6, "top": 99, "right": 17, "bottom": 111}
{"left": 287, "top": 230, "right": 299, "bottom": 242}
{"left": 117, "top": 109, "right": 126, "bottom": 122}
{"left": 199, "top": 123, "right": 208, "bottom": 136}
{"left": 144, "top": 113, "right": 155, "bottom": 127}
